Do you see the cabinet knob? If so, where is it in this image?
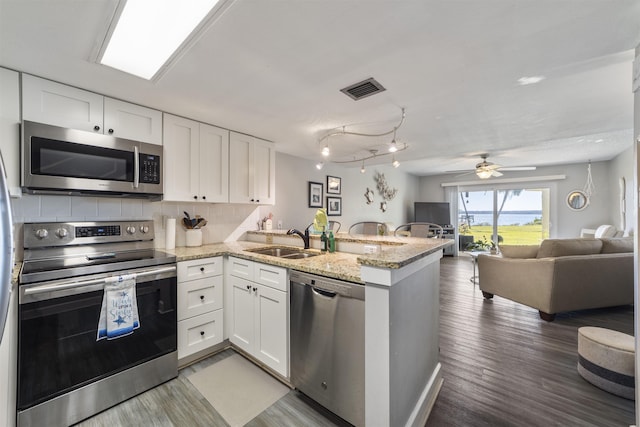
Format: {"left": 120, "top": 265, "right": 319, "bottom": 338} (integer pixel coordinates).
{"left": 246, "top": 285, "right": 251, "bottom": 290}
{"left": 200, "top": 267, "right": 205, "bottom": 272}
{"left": 200, "top": 331, "right": 205, "bottom": 337}
{"left": 200, "top": 295, "right": 204, "bottom": 301}
{"left": 93, "top": 125, "right": 100, "bottom": 131}
{"left": 202, "top": 196, "right": 206, "bottom": 200}
{"left": 250, "top": 198, "right": 255, "bottom": 202}
{"left": 256, "top": 199, "right": 260, "bottom": 203}
{"left": 193, "top": 195, "right": 198, "bottom": 200}
{"left": 252, "top": 287, "right": 257, "bottom": 292}
{"left": 108, "top": 128, "right": 114, "bottom": 134}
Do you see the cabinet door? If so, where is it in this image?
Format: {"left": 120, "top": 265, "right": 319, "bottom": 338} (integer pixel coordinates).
{"left": 199, "top": 123, "right": 229, "bottom": 202}
{"left": 163, "top": 114, "right": 200, "bottom": 202}
{"left": 228, "top": 132, "right": 253, "bottom": 203}
{"left": 253, "top": 138, "right": 275, "bottom": 205}
{"left": 22, "top": 74, "right": 104, "bottom": 132}
{"left": 255, "top": 284, "right": 288, "bottom": 377}
{"left": 229, "top": 275, "right": 255, "bottom": 354}
{"left": 0, "top": 67, "right": 21, "bottom": 196}
{"left": 103, "top": 97, "right": 162, "bottom": 145}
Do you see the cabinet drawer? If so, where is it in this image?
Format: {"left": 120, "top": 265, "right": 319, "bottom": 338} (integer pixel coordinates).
{"left": 255, "top": 263, "right": 287, "bottom": 291}
{"left": 178, "top": 257, "right": 223, "bottom": 281}
{"left": 178, "top": 310, "right": 223, "bottom": 360}
{"left": 178, "top": 276, "right": 223, "bottom": 321}
{"left": 228, "top": 256, "right": 254, "bottom": 280}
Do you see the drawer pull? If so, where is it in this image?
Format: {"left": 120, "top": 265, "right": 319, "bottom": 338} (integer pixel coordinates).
{"left": 200, "top": 267, "right": 205, "bottom": 272}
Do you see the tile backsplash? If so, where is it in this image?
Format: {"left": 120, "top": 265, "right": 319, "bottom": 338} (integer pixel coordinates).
{"left": 11, "top": 194, "right": 263, "bottom": 260}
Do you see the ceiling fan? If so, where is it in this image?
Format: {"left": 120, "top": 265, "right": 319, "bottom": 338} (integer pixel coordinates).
{"left": 457, "top": 155, "right": 536, "bottom": 179}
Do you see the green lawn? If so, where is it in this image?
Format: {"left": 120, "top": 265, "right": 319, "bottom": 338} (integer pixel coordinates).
{"left": 461, "top": 224, "right": 547, "bottom": 246}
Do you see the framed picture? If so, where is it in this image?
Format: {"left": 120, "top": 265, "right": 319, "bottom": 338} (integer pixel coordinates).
{"left": 327, "top": 175, "right": 341, "bottom": 194}
{"left": 308, "top": 181, "right": 323, "bottom": 208}
{"left": 326, "top": 196, "right": 342, "bottom": 216}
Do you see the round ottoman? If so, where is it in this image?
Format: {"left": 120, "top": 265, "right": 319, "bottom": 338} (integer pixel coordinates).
{"left": 577, "top": 326, "right": 635, "bottom": 400}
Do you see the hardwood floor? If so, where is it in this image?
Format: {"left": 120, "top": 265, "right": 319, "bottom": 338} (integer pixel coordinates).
{"left": 76, "top": 256, "right": 635, "bottom": 426}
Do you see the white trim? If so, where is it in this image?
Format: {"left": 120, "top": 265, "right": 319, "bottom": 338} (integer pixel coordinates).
{"left": 441, "top": 174, "right": 566, "bottom": 187}
{"left": 404, "top": 363, "right": 443, "bottom": 427}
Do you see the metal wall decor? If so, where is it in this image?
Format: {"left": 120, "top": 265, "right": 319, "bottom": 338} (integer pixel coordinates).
{"left": 364, "top": 188, "right": 374, "bottom": 204}
{"left": 374, "top": 172, "right": 397, "bottom": 201}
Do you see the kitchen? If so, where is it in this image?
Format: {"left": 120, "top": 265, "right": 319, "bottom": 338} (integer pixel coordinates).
{"left": 1, "top": 1, "right": 639, "bottom": 427}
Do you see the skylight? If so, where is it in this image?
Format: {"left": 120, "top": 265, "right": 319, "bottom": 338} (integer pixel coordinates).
{"left": 100, "top": 0, "right": 220, "bottom": 80}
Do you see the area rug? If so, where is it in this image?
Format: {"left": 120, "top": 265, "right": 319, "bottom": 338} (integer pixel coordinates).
{"left": 187, "top": 354, "right": 289, "bottom": 426}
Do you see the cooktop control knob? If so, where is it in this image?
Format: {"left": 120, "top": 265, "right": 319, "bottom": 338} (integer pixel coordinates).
{"left": 56, "top": 228, "right": 68, "bottom": 238}
{"left": 140, "top": 225, "right": 149, "bottom": 234}
{"left": 35, "top": 229, "right": 48, "bottom": 239}
{"left": 126, "top": 226, "right": 137, "bottom": 235}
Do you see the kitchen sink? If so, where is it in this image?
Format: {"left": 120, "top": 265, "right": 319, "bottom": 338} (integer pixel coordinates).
{"left": 246, "top": 246, "right": 320, "bottom": 259}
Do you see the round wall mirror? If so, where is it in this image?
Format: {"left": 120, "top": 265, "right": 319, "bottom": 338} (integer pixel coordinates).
{"left": 567, "top": 190, "right": 589, "bottom": 211}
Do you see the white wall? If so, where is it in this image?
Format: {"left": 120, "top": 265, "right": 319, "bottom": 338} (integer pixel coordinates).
{"left": 417, "top": 159, "right": 630, "bottom": 239}
{"left": 261, "top": 152, "right": 421, "bottom": 233}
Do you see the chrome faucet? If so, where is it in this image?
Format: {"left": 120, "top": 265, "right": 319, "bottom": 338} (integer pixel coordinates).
{"left": 287, "top": 228, "right": 310, "bottom": 249}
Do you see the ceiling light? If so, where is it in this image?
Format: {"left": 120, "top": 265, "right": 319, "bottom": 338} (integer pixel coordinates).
{"left": 517, "top": 76, "right": 545, "bottom": 85}
{"left": 321, "top": 145, "right": 330, "bottom": 157}
{"left": 360, "top": 160, "right": 366, "bottom": 174}
{"left": 316, "top": 162, "right": 324, "bottom": 170}
{"left": 388, "top": 130, "right": 398, "bottom": 153}
{"left": 476, "top": 169, "right": 493, "bottom": 179}
{"left": 100, "top": 0, "right": 220, "bottom": 80}
{"left": 392, "top": 157, "right": 400, "bottom": 168}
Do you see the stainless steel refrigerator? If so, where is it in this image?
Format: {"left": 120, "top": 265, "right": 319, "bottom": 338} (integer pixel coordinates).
{"left": 0, "top": 150, "right": 13, "bottom": 343}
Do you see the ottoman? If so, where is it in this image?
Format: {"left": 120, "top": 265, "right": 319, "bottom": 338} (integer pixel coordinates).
{"left": 577, "top": 326, "right": 635, "bottom": 400}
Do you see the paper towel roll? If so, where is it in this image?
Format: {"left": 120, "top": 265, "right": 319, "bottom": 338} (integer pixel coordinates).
{"left": 165, "top": 218, "right": 176, "bottom": 250}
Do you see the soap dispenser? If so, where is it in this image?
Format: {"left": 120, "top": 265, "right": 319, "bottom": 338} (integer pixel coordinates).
{"left": 328, "top": 231, "right": 336, "bottom": 253}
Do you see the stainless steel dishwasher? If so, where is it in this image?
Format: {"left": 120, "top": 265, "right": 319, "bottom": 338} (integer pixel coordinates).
{"left": 290, "top": 270, "right": 365, "bottom": 427}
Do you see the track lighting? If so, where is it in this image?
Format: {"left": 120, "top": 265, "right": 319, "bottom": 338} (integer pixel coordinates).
{"left": 315, "top": 161, "right": 324, "bottom": 170}
{"left": 392, "top": 157, "right": 400, "bottom": 168}
{"left": 388, "top": 129, "right": 398, "bottom": 153}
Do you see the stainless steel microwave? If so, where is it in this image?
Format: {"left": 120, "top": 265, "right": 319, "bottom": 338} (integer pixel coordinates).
{"left": 22, "top": 121, "right": 163, "bottom": 199}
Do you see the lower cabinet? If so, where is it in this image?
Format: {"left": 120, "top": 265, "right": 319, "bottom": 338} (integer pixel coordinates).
{"left": 177, "top": 257, "right": 224, "bottom": 361}
{"left": 227, "top": 257, "right": 288, "bottom": 377}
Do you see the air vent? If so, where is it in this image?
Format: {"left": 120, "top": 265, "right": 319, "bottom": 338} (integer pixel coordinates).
{"left": 340, "top": 78, "right": 386, "bottom": 101}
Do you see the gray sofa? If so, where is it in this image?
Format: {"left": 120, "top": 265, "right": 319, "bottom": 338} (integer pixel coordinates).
{"left": 477, "top": 237, "right": 633, "bottom": 321}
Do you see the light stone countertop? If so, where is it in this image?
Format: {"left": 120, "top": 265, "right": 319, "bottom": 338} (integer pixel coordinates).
{"left": 166, "top": 233, "right": 452, "bottom": 284}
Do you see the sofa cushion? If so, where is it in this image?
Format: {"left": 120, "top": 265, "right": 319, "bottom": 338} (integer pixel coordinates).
{"left": 537, "top": 238, "right": 603, "bottom": 258}
{"left": 499, "top": 245, "right": 539, "bottom": 259}
{"left": 594, "top": 225, "right": 617, "bottom": 239}
{"left": 600, "top": 237, "right": 634, "bottom": 254}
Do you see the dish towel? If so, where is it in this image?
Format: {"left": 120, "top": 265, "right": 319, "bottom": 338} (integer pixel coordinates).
{"left": 97, "top": 274, "right": 139, "bottom": 341}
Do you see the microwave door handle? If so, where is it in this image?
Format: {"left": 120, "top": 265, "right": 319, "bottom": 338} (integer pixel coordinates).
{"left": 133, "top": 145, "right": 140, "bottom": 188}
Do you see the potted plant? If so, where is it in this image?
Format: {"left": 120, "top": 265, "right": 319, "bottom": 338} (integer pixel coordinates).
{"left": 465, "top": 235, "right": 492, "bottom": 252}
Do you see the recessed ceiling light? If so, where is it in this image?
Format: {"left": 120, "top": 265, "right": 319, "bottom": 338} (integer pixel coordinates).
{"left": 100, "top": 0, "right": 221, "bottom": 80}
{"left": 517, "top": 76, "right": 545, "bottom": 85}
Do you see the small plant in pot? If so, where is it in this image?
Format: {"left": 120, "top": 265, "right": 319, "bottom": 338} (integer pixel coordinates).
{"left": 465, "top": 235, "right": 493, "bottom": 252}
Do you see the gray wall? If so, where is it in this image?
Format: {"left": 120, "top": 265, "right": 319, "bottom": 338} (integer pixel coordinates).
{"left": 261, "top": 152, "right": 421, "bottom": 233}
{"left": 417, "top": 155, "right": 633, "bottom": 239}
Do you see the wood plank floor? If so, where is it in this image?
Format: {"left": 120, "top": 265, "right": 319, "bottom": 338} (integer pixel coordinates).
{"left": 76, "top": 256, "right": 635, "bottom": 426}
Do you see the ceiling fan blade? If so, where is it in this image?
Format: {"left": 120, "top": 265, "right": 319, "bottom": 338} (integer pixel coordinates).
{"left": 499, "top": 166, "right": 537, "bottom": 171}
{"left": 454, "top": 170, "right": 475, "bottom": 178}
{"left": 491, "top": 170, "right": 504, "bottom": 177}
{"left": 484, "top": 164, "right": 502, "bottom": 171}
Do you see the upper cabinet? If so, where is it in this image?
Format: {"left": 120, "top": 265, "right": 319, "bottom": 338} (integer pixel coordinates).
{"left": 163, "top": 114, "right": 229, "bottom": 203}
{"left": 229, "top": 132, "right": 275, "bottom": 205}
{"left": 22, "top": 74, "right": 162, "bottom": 145}
{"left": 0, "top": 67, "right": 21, "bottom": 196}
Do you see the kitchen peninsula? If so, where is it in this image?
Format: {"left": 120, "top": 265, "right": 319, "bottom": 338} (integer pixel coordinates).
{"left": 170, "top": 231, "right": 451, "bottom": 427}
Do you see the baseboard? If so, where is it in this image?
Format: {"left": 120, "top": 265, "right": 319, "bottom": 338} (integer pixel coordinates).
{"left": 405, "top": 362, "right": 443, "bottom": 427}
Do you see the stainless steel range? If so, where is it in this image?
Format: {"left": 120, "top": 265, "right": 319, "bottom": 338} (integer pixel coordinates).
{"left": 18, "top": 221, "right": 177, "bottom": 427}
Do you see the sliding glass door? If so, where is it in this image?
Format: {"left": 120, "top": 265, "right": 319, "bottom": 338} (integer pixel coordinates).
{"left": 458, "top": 186, "right": 549, "bottom": 248}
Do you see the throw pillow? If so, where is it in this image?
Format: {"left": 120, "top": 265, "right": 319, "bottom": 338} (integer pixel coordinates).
{"left": 600, "top": 237, "right": 633, "bottom": 254}
{"left": 594, "top": 224, "right": 617, "bottom": 239}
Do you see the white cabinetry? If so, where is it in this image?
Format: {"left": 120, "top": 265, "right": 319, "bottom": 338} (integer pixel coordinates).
{"left": 0, "top": 67, "right": 21, "bottom": 196}
{"left": 227, "top": 257, "right": 288, "bottom": 376}
{"left": 177, "top": 257, "right": 224, "bottom": 361}
{"left": 229, "top": 132, "right": 275, "bottom": 205}
{"left": 22, "top": 74, "right": 162, "bottom": 145}
{"left": 163, "top": 114, "right": 229, "bottom": 203}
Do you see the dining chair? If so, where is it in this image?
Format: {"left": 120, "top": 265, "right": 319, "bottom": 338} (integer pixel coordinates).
{"left": 348, "top": 221, "right": 386, "bottom": 236}
{"left": 394, "top": 222, "right": 444, "bottom": 239}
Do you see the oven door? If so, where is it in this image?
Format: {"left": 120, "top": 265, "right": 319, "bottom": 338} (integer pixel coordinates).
{"left": 17, "top": 265, "right": 177, "bottom": 411}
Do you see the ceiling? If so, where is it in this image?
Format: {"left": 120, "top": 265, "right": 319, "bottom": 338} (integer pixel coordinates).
{"left": 1, "top": 0, "right": 639, "bottom": 176}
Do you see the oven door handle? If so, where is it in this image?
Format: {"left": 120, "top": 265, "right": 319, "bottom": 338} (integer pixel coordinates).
{"left": 23, "top": 265, "right": 177, "bottom": 297}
